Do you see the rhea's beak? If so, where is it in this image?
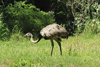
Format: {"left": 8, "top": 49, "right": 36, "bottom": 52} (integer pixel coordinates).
{"left": 23, "top": 34, "right": 26, "bottom": 37}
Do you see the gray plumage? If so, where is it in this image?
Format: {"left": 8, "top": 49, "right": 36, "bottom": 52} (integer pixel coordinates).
{"left": 24, "top": 23, "right": 68, "bottom": 56}
{"left": 40, "top": 23, "right": 68, "bottom": 39}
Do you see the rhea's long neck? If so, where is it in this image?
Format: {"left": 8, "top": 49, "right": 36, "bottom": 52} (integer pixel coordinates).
{"left": 30, "top": 35, "right": 42, "bottom": 43}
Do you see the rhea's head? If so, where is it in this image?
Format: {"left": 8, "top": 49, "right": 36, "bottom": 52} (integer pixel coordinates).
{"left": 24, "top": 32, "right": 33, "bottom": 37}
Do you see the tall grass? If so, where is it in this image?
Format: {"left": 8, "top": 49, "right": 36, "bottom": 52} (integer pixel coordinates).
{"left": 0, "top": 33, "right": 100, "bottom": 67}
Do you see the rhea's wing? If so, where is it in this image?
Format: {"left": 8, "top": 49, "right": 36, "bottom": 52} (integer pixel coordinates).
{"left": 40, "top": 23, "right": 68, "bottom": 38}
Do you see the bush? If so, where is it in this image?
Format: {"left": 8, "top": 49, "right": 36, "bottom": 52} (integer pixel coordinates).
{"left": 3, "top": 1, "right": 55, "bottom": 36}
{"left": 56, "top": 0, "right": 100, "bottom": 35}
{"left": 67, "top": 0, "right": 100, "bottom": 34}
{"left": 0, "top": 18, "right": 10, "bottom": 40}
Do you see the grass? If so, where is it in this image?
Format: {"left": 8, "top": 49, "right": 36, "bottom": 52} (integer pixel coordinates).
{"left": 0, "top": 33, "right": 100, "bottom": 67}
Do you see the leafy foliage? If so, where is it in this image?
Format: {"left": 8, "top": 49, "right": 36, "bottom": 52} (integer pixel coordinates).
{"left": 0, "top": 19, "right": 10, "bottom": 40}
{"left": 3, "top": 1, "right": 55, "bottom": 36}
{"left": 1, "top": 0, "right": 100, "bottom": 37}
{"left": 60, "top": 0, "right": 100, "bottom": 34}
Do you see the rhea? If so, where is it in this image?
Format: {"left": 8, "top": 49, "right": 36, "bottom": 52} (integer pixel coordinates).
{"left": 24, "top": 23, "right": 68, "bottom": 56}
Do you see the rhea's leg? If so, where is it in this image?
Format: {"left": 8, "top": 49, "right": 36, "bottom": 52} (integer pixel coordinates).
{"left": 50, "top": 39, "right": 54, "bottom": 56}
{"left": 55, "top": 39, "right": 62, "bottom": 55}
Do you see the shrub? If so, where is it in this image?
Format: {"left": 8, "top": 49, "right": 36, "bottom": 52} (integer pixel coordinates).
{"left": 59, "top": 0, "right": 100, "bottom": 35}
{"left": 0, "top": 16, "right": 10, "bottom": 41}
{"left": 3, "top": 1, "right": 55, "bottom": 37}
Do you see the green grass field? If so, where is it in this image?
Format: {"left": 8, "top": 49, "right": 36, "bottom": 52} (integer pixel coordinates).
{"left": 0, "top": 33, "right": 100, "bottom": 67}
